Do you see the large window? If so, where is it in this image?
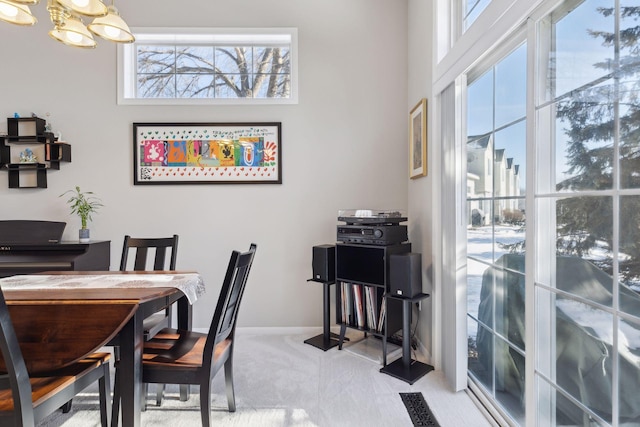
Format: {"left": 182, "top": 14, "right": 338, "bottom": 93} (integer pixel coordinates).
{"left": 535, "top": 0, "right": 640, "bottom": 425}
{"left": 118, "top": 28, "right": 298, "bottom": 105}
{"left": 458, "top": 0, "right": 640, "bottom": 425}
{"left": 466, "top": 42, "right": 527, "bottom": 425}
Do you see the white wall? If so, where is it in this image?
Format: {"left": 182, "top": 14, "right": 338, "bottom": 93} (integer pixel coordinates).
{"left": 407, "top": 0, "right": 435, "bottom": 363}
{"left": 0, "top": 0, "right": 409, "bottom": 329}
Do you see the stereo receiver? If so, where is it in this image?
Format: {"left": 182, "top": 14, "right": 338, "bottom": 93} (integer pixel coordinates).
{"left": 337, "top": 225, "right": 408, "bottom": 245}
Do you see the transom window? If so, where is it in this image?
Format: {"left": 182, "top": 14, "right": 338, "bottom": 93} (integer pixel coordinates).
{"left": 463, "top": 0, "right": 491, "bottom": 30}
{"left": 118, "top": 28, "right": 298, "bottom": 105}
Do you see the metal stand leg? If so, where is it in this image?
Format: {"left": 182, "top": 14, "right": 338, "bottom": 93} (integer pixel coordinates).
{"left": 380, "top": 295, "right": 434, "bottom": 384}
{"left": 304, "top": 280, "right": 340, "bottom": 351}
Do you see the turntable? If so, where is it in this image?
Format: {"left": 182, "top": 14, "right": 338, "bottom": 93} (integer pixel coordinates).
{"left": 337, "top": 209, "right": 407, "bottom": 225}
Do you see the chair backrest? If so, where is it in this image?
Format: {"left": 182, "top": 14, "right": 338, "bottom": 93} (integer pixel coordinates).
{"left": 0, "top": 287, "right": 37, "bottom": 425}
{"left": 120, "top": 235, "right": 179, "bottom": 271}
{"left": 204, "top": 244, "right": 257, "bottom": 358}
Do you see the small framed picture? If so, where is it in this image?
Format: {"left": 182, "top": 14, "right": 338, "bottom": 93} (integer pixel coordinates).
{"left": 409, "top": 98, "right": 427, "bottom": 179}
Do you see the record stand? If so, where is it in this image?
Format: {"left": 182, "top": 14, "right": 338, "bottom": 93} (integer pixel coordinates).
{"left": 304, "top": 278, "right": 342, "bottom": 351}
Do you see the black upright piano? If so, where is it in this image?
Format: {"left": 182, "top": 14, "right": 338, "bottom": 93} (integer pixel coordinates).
{"left": 0, "top": 220, "right": 110, "bottom": 278}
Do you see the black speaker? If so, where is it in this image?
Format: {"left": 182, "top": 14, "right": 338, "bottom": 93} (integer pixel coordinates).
{"left": 312, "top": 244, "right": 335, "bottom": 282}
{"left": 389, "top": 252, "right": 422, "bottom": 297}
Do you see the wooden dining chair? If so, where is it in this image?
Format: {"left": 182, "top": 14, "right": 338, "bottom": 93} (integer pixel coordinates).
{"left": 0, "top": 287, "right": 111, "bottom": 427}
{"left": 113, "top": 243, "right": 257, "bottom": 427}
{"left": 120, "top": 235, "right": 180, "bottom": 340}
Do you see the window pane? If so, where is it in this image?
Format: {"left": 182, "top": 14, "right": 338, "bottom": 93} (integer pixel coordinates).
{"left": 492, "top": 259, "right": 525, "bottom": 352}
{"left": 176, "top": 46, "right": 214, "bottom": 72}
{"left": 253, "top": 73, "right": 291, "bottom": 98}
{"left": 138, "top": 74, "right": 175, "bottom": 98}
{"left": 471, "top": 321, "right": 494, "bottom": 391}
{"left": 494, "top": 120, "right": 526, "bottom": 196}
{"left": 467, "top": 134, "right": 494, "bottom": 199}
{"left": 620, "top": 196, "right": 640, "bottom": 319}
{"left": 554, "top": 79, "right": 615, "bottom": 191}
{"left": 495, "top": 337, "right": 525, "bottom": 423}
{"left": 137, "top": 46, "right": 175, "bottom": 74}
{"left": 619, "top": 79, "right": 640, "bottom": 189}
{"left": 467, "top": 258, "right": 490, "bottom": 321}
{"left": 253, "top": 46, "right": 290, "bottom": 74}
{"left": 176, "top": 74, "right": 215, "bottom": 98}
{"left": 618, "top": 316, "right": 640, "bottom": 424}
{"left": 467, "top": 70, "right": 494, "bottom": 136}
{"left": 215, "top": 75, "right": 243, "bottom": 98}
{"left": 537, "top": 376, "right": 609, "bottom": 427}
{"left": 215, "top": 47, "right": 252, "bottom": 74}
{"left": 555, "top": 297, "right": 613, "bottom": 423}
{"left": 468, "top": 316, "right": 481, "bottom": 374}
{"left": 556, "top": 196, "right": 614, "bottom": 309}
{"left": 550, "top": 0, "right": 614, "bottom": 99}
{"left": 463, "top": 0, "right": 491, "bottom": 31}
{"left": 495, "top": 44, "right": 526, "bottom": 128}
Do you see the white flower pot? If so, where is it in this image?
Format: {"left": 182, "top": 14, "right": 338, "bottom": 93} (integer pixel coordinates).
{"left": 79, "top": 228, "right": 90, "bottom": 243}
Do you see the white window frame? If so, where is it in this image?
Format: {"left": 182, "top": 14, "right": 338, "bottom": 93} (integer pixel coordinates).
{"left": 117, "top": 27, "right": 298, "bottom": 106}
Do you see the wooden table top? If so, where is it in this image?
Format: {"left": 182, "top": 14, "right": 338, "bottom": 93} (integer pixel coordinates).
{"left": 0, "top": 271, "right": 201, "bottom": 374}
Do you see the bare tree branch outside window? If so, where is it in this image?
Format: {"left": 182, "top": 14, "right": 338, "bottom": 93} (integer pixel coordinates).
{"left": 136, "top": 44, "right": 291, "bottom": 99}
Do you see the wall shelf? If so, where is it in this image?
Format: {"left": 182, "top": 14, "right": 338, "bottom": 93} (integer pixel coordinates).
{"left": 0, "top": 117, "right": 71, "bottom": 188}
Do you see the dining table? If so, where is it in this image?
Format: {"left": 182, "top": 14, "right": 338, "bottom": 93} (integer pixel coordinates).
{"left": 0, "top": 270, "right": 206, "bottom": 427}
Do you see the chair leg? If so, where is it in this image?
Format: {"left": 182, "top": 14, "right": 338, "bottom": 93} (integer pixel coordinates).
{"left": 99, "top": 363, "right": 112, "bottom": 427}
{"left": 200, "top": 379, "right": 212, "bottom": 427}
{"left": 61, "top": 400, "right": 72, "bottom": 413}
{"left": 155, "top": 384, "right": 165, "bottom": 406}
{"left": 142, "top": 383, "right": 148, "bottom": 411}
{"left": 111, "top": 366, "right": 120, "bottom": 427}
{"left": 180, "top": 384, "right": 189, "bottom": 401}
{"left": 224, "top": 358, "right": 236, "bottom": 412}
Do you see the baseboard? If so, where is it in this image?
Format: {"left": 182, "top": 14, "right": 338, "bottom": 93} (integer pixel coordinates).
{"left": 193, "top": 326, "right": 335, "bottom": 335}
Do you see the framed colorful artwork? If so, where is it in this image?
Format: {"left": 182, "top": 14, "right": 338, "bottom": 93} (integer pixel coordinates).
{"left": 409, "top": 99, "right": 427, "bottom": 179}
{"left": 133, "top": 122, "right": 281, "bottom": 185}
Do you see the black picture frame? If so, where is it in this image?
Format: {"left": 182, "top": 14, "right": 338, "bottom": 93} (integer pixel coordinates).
{"left": 133, "top": 122, "right": 282, "bottom": 185}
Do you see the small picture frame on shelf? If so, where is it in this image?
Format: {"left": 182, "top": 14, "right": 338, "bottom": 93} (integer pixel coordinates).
{"left": 409, "top": 98, "right": 427, "bottom": 179}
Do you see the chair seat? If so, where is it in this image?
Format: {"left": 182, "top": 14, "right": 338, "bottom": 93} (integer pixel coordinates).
{"left": 0, "top": 352, "right": 111, "bottom": 412}
{"left": 142, "top": 328, "right": 231, "bottom": 371}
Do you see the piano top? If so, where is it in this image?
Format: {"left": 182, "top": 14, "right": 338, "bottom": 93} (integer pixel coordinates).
{"left": 0, "top": 220, "right": 66, "bottom": 245}
{"left": 0, "top": 241, "right": 110, "bottom": 252}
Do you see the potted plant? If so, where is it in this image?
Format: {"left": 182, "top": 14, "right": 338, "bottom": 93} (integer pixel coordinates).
{"left": 60, "top": 186, "right": 103, "bottom": 243}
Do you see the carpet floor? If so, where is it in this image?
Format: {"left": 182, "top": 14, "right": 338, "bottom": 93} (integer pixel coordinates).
{"left": 38, "top": 330, "right": 491, "bottom": 426}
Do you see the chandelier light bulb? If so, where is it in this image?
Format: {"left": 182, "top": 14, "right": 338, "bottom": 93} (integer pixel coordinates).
{"left": 103, "top": 24, "right": 119, "bottom": 38}
{"left": 0, "top": 0, "right": 36, "bottom": 25}
{"left": 0, "top": 3, "right": 18, "bottom": 16}
{"left": 66, "top": 29, "right": 82, "bottom": 43}
{"left": 72, "top": 0, "right": 89, "bottom": 6}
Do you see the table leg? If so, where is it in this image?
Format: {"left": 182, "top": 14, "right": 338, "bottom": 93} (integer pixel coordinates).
{"left": 119, "top": 310, "right": 143, "bottom": 427}
{"left": 176, "top": 296, "right": 192, "bottom": 330}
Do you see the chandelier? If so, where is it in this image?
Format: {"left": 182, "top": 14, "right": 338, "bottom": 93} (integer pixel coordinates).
{"left": 0, "top": 0, "right": 134, "bottom": 48}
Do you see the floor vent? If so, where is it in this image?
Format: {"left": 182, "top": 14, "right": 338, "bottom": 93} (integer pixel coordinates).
{"left": 400, "top": 392, "right": 440, "bottom": 427}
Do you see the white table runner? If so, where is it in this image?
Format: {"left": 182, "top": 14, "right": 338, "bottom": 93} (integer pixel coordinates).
{"left": 0, "top": 273, "right": 206, "bottom": 304}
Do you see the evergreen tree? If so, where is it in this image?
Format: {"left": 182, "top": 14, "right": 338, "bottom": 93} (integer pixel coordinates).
{"left": 556, "top": 6, "right": 640, "bottom": 283}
